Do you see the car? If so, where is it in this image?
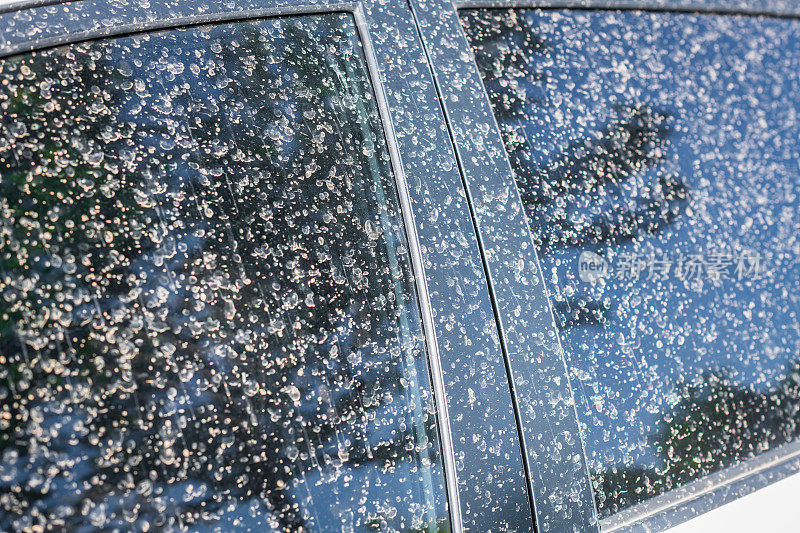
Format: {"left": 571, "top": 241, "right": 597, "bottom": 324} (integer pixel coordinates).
{"left": 0, "top": 0, "right": 798, "bottom": 531}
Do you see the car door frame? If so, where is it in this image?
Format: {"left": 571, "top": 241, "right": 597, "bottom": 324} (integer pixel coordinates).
{"left": 405, "top": 0, "right": 800, "bottom": 531}
{"left": 0, "top": 0, "right": 538, "bottom": 530}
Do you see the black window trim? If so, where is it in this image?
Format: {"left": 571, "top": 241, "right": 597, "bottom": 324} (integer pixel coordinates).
{"left": 406, "top": 0, "right": 800, "bottom": 531}
{"left": 0, "top": 0, "right": 541, "bottom": 530}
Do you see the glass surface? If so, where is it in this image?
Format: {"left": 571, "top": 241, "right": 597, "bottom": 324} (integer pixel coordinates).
{"left": 461, "top": 9, "right": 800, "bottom": 518}
{"left": 0, "top": 14, "right": 450, "bottom": 532}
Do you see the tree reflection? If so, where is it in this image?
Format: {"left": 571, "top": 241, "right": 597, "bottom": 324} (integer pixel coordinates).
{"left": 462, "top": 10, "right": 689, "bottom": 332}
{"left": 462, "top": 7, "right": 800, "bottom": 520}
{"left": 522, "top": 104, "right": 688, "bottom": 253}
{"left": 463, "top": 10, "right": 688, "bottom": 256}
{"left": 0, "top": 16, "right": 445, "bottom": 532}
{"left": 595, "top": 359, "right": 800, "bottom": 515}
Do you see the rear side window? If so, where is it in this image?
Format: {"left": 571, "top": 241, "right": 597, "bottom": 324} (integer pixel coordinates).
{"left": 461, "top": 8, "right": 800, "bottom": 520}
{"left": 0, "top": 14, "right": 449, "bottom": 531}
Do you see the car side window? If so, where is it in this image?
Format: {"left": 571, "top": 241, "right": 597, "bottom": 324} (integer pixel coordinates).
{"left": 0, "top": 14, "right": 450, "bottom": 532}
{"left": 461, "top": 7, "right": 800, "bottom": 525}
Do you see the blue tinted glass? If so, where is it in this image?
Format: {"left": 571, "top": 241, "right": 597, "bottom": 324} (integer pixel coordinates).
{"left": 0, "top": 14, "right": 449, "bottom": 531}
{"left": 462, "top": 9, "right": 800, "bottom": 517}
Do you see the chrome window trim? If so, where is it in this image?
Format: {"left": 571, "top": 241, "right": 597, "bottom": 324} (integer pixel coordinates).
{"left": 0, "top": 1, "right": 537, "bottom": 530}
{"left": 604, "top": 440, "right": 800, "bottom": 532}
{"left": 406, "top": 0, "right": 800, "bottom": 531}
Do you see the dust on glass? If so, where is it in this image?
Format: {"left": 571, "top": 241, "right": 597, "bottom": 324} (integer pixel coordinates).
{"left": 0, "top": 14, "right": 449, "bottom": 532}
{"left": 461, "top": 8, "right": 800, "bottom": 517}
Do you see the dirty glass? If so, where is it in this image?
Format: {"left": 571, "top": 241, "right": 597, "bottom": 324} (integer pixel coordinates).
{"left": 0, "top": 13, "right": 451, "bottom": 532}
{"left": 461, "top": 8, "right": 800, "bottom": 519}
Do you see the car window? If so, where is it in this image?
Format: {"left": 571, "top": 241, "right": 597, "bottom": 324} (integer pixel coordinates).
{"left": 461, "top": 8, "right": 800, "bottom": 521}
{"left": 0, "top": 14, "right": 450, "bottom": 532}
